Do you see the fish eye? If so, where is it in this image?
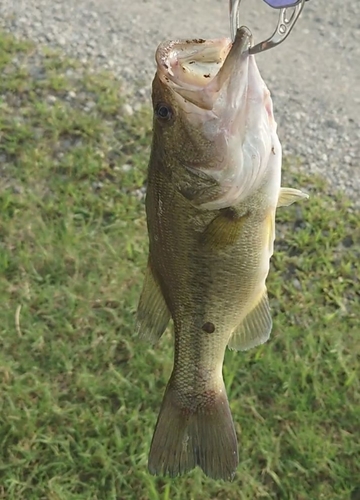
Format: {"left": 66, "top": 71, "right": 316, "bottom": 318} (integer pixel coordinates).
{"left": 155, "top": 102, "right": 173, "bottom": 122}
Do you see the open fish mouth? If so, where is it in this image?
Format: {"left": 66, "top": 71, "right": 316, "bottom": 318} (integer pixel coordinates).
{"left": 155, "top": 27, "right": 253, "bottom": 110}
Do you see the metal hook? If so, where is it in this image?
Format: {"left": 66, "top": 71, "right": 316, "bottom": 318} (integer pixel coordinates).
{"left": 229, "top": 0, "right": 242, "bottom": 42}
{"left": 229, "top": 0, "right": 306, "bottom": 54}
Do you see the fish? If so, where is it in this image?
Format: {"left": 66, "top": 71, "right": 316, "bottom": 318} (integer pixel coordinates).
{"left": 136, "top": 26, "right": 308, "bottom": 481}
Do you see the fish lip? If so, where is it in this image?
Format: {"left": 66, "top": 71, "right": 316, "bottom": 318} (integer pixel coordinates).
{"left": 155, "top": 27, "right": 253, "bottom": 110}
{"left": 217, "top": 26, "right": 253, "bottom": 83}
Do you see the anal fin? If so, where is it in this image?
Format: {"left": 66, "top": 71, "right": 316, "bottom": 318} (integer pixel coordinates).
{"left": 228, "top": 290, "right": 272, "bottom": 351}
{"left": 136, "top": 260, "right": 170, "bottom": 344}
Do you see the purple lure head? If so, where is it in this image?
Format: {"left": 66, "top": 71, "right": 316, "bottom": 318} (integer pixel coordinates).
{"left": 262, "top": 0, "right": 302, "bottom": 7}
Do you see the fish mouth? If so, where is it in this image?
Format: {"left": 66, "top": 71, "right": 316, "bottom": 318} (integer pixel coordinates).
{"left": 155, "top": 27, "right": 253, "bottom": 110}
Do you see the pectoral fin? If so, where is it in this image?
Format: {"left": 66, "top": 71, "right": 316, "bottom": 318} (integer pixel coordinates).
{"left": 227, "top": 290, "right": 272, "bottom": 351}
{"left": 277, "top": 187, "right": 309, "bottom": 207}
{"left": 201, "top": 209, "right": 250, "bottom": 251}
{"left": 136, "top": 261, "right": 170, "bottom": 344}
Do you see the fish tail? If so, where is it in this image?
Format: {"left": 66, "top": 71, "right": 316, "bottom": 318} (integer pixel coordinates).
{"left": 148, "top": 381, "right": 239, "bottom": 481}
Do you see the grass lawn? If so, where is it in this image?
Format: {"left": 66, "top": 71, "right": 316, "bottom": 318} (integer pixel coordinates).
{"left": 0, "top": 32, "right": 359, "bottom": 500}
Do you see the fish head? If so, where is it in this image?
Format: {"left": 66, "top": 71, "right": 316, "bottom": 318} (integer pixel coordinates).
{"left": 151, "top": 27, "right": 281, "bottom": 209}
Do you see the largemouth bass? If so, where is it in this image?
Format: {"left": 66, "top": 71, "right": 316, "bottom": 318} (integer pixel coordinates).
{"left": 137, "top": 26, "right": 308, "bottom": 481}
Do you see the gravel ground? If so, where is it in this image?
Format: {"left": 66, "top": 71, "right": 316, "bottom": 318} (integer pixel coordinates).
{"left": 1, "top": 0, "right": 359, "bottom": 203}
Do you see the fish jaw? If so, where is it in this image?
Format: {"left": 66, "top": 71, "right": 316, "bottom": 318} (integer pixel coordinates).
{"left": 155, "top": 37, "right": 232, "bottom": 111}
{"left": 155, "top": 27, "right": 252, "bottom": 112}
{"left": 154, "top": 27, "right": 282, "bottom": 210}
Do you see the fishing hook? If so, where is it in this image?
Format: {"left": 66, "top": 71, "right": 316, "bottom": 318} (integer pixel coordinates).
{"left": 229, "top": 0, "right": 307, "bottom": 54}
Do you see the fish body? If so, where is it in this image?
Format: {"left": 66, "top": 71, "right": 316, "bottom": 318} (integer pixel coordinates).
{"left": 137, "top": 27, "right": 308, "bottom": 481}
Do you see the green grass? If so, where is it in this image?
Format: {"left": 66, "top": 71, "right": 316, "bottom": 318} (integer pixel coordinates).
{"left": 0, "top": 31, "right": 359, "bottom": 500}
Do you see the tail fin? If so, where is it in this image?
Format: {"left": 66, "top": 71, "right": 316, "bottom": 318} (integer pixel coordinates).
{"left": 148, "top": 382, "right": 239, "bottom": 481}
